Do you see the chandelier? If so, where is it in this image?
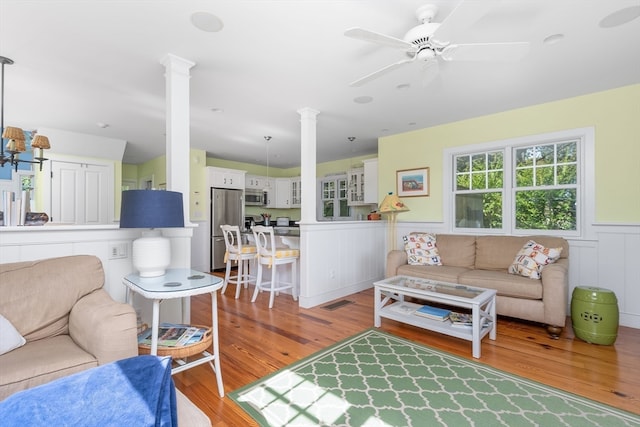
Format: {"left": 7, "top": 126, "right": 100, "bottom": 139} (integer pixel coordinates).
{"left": 1, "top": 56, "right": 51, "bottom": 172}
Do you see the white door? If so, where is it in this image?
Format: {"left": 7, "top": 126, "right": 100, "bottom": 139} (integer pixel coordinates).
{"left": 51, "top": 161, "right": 110, "bottom": 224}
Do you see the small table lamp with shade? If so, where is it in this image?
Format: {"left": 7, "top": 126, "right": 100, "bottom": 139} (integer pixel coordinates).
{"left": 119, "top": 190, "right": 185, "bottom": 277}
{"left": 378, "top": 192, "right": 410, "bottom": 252}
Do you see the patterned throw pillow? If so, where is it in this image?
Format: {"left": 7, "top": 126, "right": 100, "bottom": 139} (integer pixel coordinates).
{"left": 403, "top": 233, "right": 442, "bottom": 266}
{"left": 508, "top": 240, "right": 563, "bottom": 279}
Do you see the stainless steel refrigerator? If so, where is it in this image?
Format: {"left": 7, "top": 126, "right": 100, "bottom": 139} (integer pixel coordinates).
{"left": 210, "top": 187, "right": 243, "bottom": 270}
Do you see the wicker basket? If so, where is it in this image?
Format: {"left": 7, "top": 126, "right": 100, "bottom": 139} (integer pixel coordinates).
{"left": 138, "top": 325, "right": 212, "bottom": 358}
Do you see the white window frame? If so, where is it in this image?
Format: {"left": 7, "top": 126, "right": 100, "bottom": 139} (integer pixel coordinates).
{"left": 443, "top": 127, "right": 595, "bottom": 239}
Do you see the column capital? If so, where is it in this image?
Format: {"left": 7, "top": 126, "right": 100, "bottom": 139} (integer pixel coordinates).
{"left": 160, "top": 54, "right": 196, "bottom": 73}
{"left": 297, "top": 107, "right": 320, "bottom": 117}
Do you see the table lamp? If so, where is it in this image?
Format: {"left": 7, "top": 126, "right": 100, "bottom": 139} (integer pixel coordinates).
{"left": 120, "top": 190, "right": 184, "bottom": 277}
{"left": 378, "top": 192, "right": 409, "bottom": 251}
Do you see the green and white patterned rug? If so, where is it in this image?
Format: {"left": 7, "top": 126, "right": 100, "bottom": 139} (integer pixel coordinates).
{"left": 229, "top": 328, "right": 639, "bottom": 427}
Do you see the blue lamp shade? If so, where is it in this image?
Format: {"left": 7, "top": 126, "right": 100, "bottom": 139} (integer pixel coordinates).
{"left": 120, "top": 190, "right": 184, "bottom": 229}
{"left": 120, "top": 190, "right": 184, "bottom": 277}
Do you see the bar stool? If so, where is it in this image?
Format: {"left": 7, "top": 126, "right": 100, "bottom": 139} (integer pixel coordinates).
{"left": 220, "top": 224, "right": 257, "bottom": 299}
{"left": 251, "top": 225, "right": 299, "bottom": 308}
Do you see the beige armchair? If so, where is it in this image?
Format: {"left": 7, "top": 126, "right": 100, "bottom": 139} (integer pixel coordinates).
{"left": 0, "top": 255, "right": 212, "bottom": 426}
{"left": 0, "top": 255, "right": 138, "bottom": 399}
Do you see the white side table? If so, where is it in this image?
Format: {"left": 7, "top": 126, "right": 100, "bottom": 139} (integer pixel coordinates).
{"left": 123, "top": 269, "right": 225, "bottom": 397}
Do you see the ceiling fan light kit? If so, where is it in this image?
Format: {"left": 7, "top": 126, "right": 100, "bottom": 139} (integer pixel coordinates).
{"left": 345, "top": 1, "right": 530, "bottom": 87}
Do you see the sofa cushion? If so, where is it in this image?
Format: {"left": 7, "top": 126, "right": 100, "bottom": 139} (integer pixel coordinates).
{"left": 434, "top": 234, "right": 476, "bottom": 268}
{"left": 0, "top": 335, "right": 97, "bottom": 400}
{"left": 397, "top": 264, "right": 471, "bottom": 284}
{"left": 508, "top": 240, "right": 563, "bottom": 279}
{"left": 458, "top": 270, "right": 543, "bottom": 300}
{"left": 0, "top": 314, "right": 26, "bottom": 356}
{"left": 0, "top": 255, "right": 105, "bottom": 342}
{"left": 475, "top": 235, "right": 569, "bottom": 271}
{"left": 403, "top": 233, "right": 442, "bottom": 265}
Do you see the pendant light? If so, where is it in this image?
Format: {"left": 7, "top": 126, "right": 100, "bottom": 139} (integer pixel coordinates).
{"left": 263, "top": 136, "right": 271, "bottom": 191}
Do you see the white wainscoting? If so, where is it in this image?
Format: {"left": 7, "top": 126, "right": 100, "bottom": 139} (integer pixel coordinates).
{"left": 395, "top": 222, "right": 640, "bottom": 329}
{"left": 298, "top": 221, "right": 386, "bottom": 308}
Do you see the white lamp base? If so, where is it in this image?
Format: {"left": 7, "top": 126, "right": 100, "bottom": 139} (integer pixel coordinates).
{"left": 132, "top": 230, "right": 171, "bottom": 277}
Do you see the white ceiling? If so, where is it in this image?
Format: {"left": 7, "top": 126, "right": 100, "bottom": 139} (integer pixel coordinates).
{"left": 1, "top": 0, "right": 639, "bottom": 168}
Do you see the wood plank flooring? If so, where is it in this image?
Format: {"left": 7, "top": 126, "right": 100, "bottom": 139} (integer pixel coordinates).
{"left": 172, "top": 273, "right": 640, "bottom": 426}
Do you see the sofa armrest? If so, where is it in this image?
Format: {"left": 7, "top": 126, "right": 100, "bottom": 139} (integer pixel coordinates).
{"left": 69, "top": 289, "right": 138, "bottom": 365}
{"left": 386, "top": 250, "right": 407, "bottom": 278}
{"left": 540, "top": 258, "right": 569, "bottom": 327}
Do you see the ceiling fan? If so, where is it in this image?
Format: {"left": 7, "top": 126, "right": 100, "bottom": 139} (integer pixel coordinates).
{"left": 344, "top": 2, "right": 530, "bottom": 87}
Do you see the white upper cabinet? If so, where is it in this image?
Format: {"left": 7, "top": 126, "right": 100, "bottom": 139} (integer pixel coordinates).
{"left": 290, "top": 176, "right": 301, "bottom": 208}
{"left": 209, "top": 167, "right": 245, "bottom": 189}
{"left": 245, "top": 174, "right": 263, "bottom": 189}
{"left": 275, "top": 178, "right": 291, "bottom": 208}
{"left": 363, "top": 158, "right": 378, "bottom": 204}
{"left": 347, "top": 167, "right": 365, "bottom": 206}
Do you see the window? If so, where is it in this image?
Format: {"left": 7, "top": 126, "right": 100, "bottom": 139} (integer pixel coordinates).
{"left": 446, "top": 128, "right": 593, "bottom": 237}
{"left": 319, "top": 176, "right": 352, "bottom": 220}
{"left": 455, "top": 151, "right": 503, "bottom": 229}
{"left": 513, "top": 141, "right": 578, "bottom": 231}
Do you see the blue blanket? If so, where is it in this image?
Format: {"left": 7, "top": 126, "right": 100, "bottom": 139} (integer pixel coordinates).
{"left": 0, "top": 355, "right": 177, "bottom": 427}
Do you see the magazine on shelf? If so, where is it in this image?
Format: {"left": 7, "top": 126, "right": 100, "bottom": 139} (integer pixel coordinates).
{"left": 414, "top": 305, "right": 451, "bottom": 321}
{"left": 137, "top": 324, "right": 206, "bottom": 347}
{"left": 449, "top": 312, "right": 473, "bottom": 327}
{"left": 388, "top": 301, "right": 422, "bottom": 315}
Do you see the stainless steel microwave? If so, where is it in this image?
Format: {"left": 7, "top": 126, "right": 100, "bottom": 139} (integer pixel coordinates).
{"left": 245, "top": 189, "right": 266, "bottom": 206}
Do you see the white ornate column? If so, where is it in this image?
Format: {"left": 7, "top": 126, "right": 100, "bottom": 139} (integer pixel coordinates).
{"left": 298, "top": 107, "right": 319, "bottom": 224}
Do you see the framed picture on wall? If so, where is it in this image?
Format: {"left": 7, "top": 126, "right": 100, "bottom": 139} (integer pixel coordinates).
{"left": 397, "top": 167, "right": 429, "bottom": 197}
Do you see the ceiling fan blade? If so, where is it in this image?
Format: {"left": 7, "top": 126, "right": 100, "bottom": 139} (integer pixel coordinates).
{"left": 440, "top": 42, "right": 530, "bottom": 62}
{"left": 349, "top": 57, "right": 416, "bottom": 87}
{"left": 344, "top": 27, "right": 416, "bottom": 51}
{"left": 432, "top": 1, "right": 495, "bottom": 44}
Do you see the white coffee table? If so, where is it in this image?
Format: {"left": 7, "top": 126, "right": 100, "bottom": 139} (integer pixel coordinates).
{"left": 123, "top": 269, "right": 225, "bottom": 396}
{"left": 374, "top": 275, "right": 497, "bottom": 358}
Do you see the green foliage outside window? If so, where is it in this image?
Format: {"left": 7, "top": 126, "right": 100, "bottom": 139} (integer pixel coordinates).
{"left": 454, "top": 141, "right": 578, "bottom": 232}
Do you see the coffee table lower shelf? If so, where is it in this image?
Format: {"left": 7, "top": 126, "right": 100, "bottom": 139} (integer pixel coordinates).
{"left": 379, "top": 302, "right": 492, "bottom": 341}
{"left": 374, "top": 278, "right": 497, "bottom": 358}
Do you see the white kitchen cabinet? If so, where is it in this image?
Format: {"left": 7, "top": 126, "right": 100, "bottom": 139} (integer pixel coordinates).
{"left": 245, "top": 174, "right": 263, "bottom": 189}
{"left": 290, "top": 176, "right": 301, "bottom": 208}
{"left": 275, "top": 178, "right": 291, "bottom": 208}
{"left": 347, "top": 168, "right": 365, "bottom": 206}
{"left": 363, "top": 158, "right": 378, "bottom": 204}
{"left": 209, "top": 167, "right": 245, "bottom": 189}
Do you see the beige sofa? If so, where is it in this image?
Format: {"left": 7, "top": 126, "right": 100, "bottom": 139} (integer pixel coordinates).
{"left": 386, "top": 234, "right": 570, "bottom": 337}
{"left": 0, "top": 255, "right": 211, "bottom": 426}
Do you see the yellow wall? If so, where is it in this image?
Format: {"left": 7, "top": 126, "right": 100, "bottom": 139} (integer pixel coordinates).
{"left": 379, "top": 84, "right": 640, "bottom": 224}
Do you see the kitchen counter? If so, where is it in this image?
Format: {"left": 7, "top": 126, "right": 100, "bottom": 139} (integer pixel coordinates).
{"left": 243, "top": 227, "right": 300, "bottom": 237}
{"left": 241, "top": 228, "right": 300, "bottom": 249}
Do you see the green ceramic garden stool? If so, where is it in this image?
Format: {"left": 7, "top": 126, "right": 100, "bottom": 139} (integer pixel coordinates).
{"left": 571, "top": 286, "right": 619, "bottom": 345}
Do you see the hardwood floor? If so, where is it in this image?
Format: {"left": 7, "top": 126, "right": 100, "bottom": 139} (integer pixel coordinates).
{"left": 172, "top": 273, "right": 640, "bottom": 426}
